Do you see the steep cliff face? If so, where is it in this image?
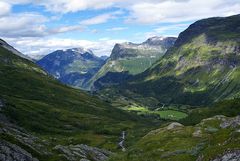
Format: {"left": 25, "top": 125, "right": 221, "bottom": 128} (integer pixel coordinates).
{"left": 119, "top": 14, "right": 240, "bottom": 106}
{"left": 88, "top": 36, "right": 177, "bottom": 90}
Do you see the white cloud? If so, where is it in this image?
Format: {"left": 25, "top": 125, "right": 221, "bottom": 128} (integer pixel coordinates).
{"left": 34, "top": 0, "right": 123, "bottom": 13}
{"left": 106, "top": 27, "right": 128, "bottom": 31}
{"left": 3, "top": 0, "right": 239, "bottom": 25}
{"left": 80, "top": 11, "right": 123, "bottom": 25}
{"left": 1, "top": 0, "right": 32, "bottom": 4}
{"left": 0, "top": 1, "right": 11, "bottom": 17}
{"left": 80, "top": 14, "right": 114, "bottom": 25}
{"left": 49, "top": 25, "right": 84, "bottom": 34}
{"left": 127, "top": 0, "right": 240, "bottom": 24}
{"left": 0, "top": 12, "right": 85, "bottom": 37}
{"left": 3, "top": 37, "right": 127, "bottom": 58}
{"left": 0, "top": 13, "right": 48, "bottom": 37}
{"left": 154, "top": 23, "right": 190, "bottom": 33}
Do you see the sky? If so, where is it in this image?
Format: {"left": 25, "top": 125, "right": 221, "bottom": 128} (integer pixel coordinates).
{"left": 0, "top": 0, "right": 239, "bottom": 58}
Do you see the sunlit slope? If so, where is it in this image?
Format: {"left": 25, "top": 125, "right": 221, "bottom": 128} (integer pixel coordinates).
{"left": 121, "top": 14, "right": 240, "bottom": 106}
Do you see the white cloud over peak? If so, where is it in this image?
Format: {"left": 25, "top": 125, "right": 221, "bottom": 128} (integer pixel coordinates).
{"left": 3, "top": 37, "right": 127, "bottom": 58}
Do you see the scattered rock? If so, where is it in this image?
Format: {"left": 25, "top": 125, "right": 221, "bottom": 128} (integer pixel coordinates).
{"left": 211, "top": 150, "right": 240, "bottom": 161}
{"left": 54, "top": 144, "right": 112, "bottom": 161}
{"left": 220, "top": 116, "right": 240, "bottom": 129}
{"left": 193, "top": 128, "right": 202, "bottom": 137}
{"left": 166, "top": 122, "right": 184, "bottom": 130}
{"left": 0, "top": 140, "right": 39, "bottom": 161}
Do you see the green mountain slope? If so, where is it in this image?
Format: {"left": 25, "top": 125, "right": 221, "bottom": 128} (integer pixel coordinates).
{"left": 87, "top": 36, "right": 176, "bottom": 90}
{"left": 119, "top": 14, "right": 240, "bottom": 106}
{"left": 0, "top": 41, "right": 155, "bottom": 160}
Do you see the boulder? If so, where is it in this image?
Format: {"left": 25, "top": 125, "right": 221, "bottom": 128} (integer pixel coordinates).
{"left": 166, "top": 122, "right": 184, "bottom": 130}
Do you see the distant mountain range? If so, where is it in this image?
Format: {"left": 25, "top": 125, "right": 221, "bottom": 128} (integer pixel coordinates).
{"left": 88, "top": 36, "right": 177, "bottom": 90}
{"left": 37, "top": 48, "right": 106, "bottom": 89}
{"left": 37, "top": 36, "right": 176, "bottom": 90}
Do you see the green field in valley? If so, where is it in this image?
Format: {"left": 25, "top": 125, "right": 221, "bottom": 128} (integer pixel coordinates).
{"left": 127, "top": 105, "right": 188, "bottom": 120}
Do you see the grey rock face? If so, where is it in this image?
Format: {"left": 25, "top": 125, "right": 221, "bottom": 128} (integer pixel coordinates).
{"left": 54, "top": 144, "right": 112, "bottom": 161}
{"left": 211, "top": 150, "right": 240, "bottom": 161}
{"left": 220, "top": 115, "right": 240, "bottom": 128}
{"left": 0, "top": 113, "right": 50, "bottom": 157}
{"left": 143, "top": 36, "right": 177, "bottom": 48}
{"left": 110, "top": 36, "right": 177, "bottom": 60}
{"left": 0, "top": 140, "right": 39, "bottom": 161}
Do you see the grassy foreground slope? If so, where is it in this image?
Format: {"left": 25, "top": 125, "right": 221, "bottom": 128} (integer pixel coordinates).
{"left": 110, "top": 115, "right": 240, "bottom": 161}
{"left": 0, "top": 45, "right": 155, "bottom": 160}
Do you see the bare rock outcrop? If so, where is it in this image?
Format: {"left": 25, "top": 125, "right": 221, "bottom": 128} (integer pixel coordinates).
{"left": 0, "top": 140, "right": 38, "bottom": 161}
{"left": 211, "top": 150, "right": 240, "bottom": 161}
{"left": 54, "top": 144, "right": 112, "bottom": 161}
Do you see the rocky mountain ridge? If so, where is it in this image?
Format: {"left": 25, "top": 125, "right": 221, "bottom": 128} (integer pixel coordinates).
{"left": 88, "top": 36, "right": 177, "bottom": 90}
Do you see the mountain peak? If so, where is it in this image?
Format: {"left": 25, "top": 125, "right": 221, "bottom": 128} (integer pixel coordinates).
{"left": 64, "top": 47, "right": 94, "bottom": 55}
{"left": 110, "top": 36, "right": 177, "bottom": 60}
{"left": 146, "top": 36, "right": 166, "bottom": 41}
{"left": 143, "top": 36, "right": 177, "bottom": 47}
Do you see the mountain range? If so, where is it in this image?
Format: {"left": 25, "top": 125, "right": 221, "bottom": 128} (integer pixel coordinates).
{"left": 37, "top": 36, "right": 176, "bottom": 90}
